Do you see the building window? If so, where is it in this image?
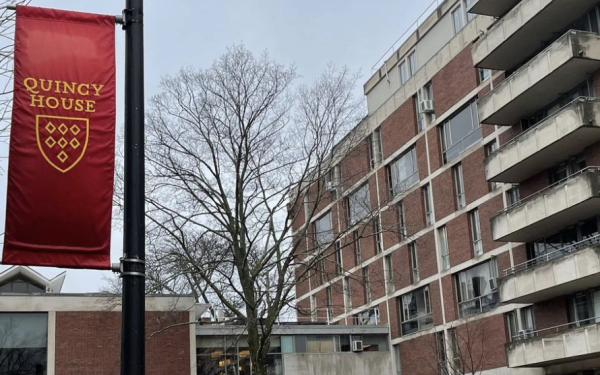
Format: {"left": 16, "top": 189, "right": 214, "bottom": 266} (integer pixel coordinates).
{"left": 343, "top": 276, "right": 352, "bottom": 312}
{"left": 435, "top": 331, "right": 447, "bottom": 375}
{"left": 423, "top": 184, "right": 433, "bottom": 226}
{"left": 398, "top": 202, "right": 407, "bottom": 240}
{"left": 400, "top": 287, "right": 433, "bottom": 336}
{"left": 388, "top": 146, "right": 419, "bottom": 198}
{"left": 507, "top": 306, "right": 536, "bottom": 341}
{"left": 479, "top": 68, "right": 491, "bottom": 82}
{"left": 453, "top": 163, "right": 466, "bottom": 209}
{"left": 416, "top": 83, "right": 435, "bottom": 132}
{"left": 313, "top": 211, "right": 333, "bottom": 249}
{"left": 346, "top": 184, "right": 371, "bottom": 226}
{"left": 318, "top": 258, "right": 326, "bottom": 284}
{"left": 335, "top": 241, "right": 343, "bottom": 274}
{"left": 394, "top": 345, "right": 402, "bottom": 375}
{"left": 385, "top": 255, "right": 394, "bottom": 294}
{"left": 524, "top": 78, "right": 595, "bottom": 131}
{"left": 368, "top": 127, "right": 383, "bottom": 169}
{"left": 470, "top": 209, "right": 483, "bottom": 256}
{"left": 569, "top": 289, "right": 600, "bottom": 327}
{"left": 409, "top": 242, "right": 420, "bottom": 283}
{"left": 400, "top": 61, "right": 409, "bottom": 85}
{"left": 441, "top": 101, "right": 482, "bottom": 164}
{"left": 526, "top": 216, "right": 600, "bottom": 266}
{"left": 353, "top": 231, "right": 362, "bottom": 265}
{"left": 485, "top": 140, "right": 499, "bottom": 190}
{"left": 310, "top": 295, "right": 317, "bottom": 322}
{"left": 354, "top": 307, "right": 380, "bottom": 325}
{"left": 408, "top": 51, "right": 417, "bottom": 76}
{"left": 363, "top": 266, "right": 371, "bottom": 303}
{"left": 438, "top": 226, "right": 450, "bottom": 271}
{"left": 0, "top": 313, "right": 48, "bottom": 375}
{"left": 452, "top": 5, "right": 465, "bottom": 34}
{"left": 548, "top": 156, "right": 586, "bottom": 185}
{"left": 373, "top": 214, "right": 383, "bottom": 254}
{"left": 326, "top": 286, "right": 333, "bottom": 320}
{"left": 456, "top": 259, "right": 499, "bottom": 318}
{"left": 506, "top": 186, "right": 520, "bottom": 206}
{"left": 0, "top": 278, "right": 45, "bottom": 294}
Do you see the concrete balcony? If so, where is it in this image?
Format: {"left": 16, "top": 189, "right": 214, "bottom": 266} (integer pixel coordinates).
{"left": 478, "top": 31, "right": 600, "bottom": 125}
{"left": 467, "top": 0, "right": 520, "bottom": 18}
{"left": 507, "top": 323, "right": 600, "bottom": 368}
{"left": 473, "top": 0, "right": 600, "bottom": 70}
{"left": 499, "top": 238, "right": 600, "bottom": 304}
{"left": 491, "top": 168, "right": 600, "bottom": 243}
{"left": 485, "top": 98, "right": 600, "bottom": 183}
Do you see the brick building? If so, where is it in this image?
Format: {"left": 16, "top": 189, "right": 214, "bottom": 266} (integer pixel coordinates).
{"left": 292, "top": 1, "right": 600, "bottom": 375}
{"left": 0, "top": 265, "right": 205, "bottom": 375}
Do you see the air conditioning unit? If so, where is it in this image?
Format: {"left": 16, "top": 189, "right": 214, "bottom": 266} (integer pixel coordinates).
{"left": 419, "top": 100, "right": 435, "bottom": 114}
{"left": 352, "top": 340, "right": 364, "bottom": 352}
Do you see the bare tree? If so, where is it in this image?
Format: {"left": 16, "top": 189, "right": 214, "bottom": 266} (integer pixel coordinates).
{"left": 0, "top": 1, "right": 30, "bottom": 170}
{"left": 424, "top": 319, "right": 501, "bottom": 375}
{"left": 140, "top": 44, "right": 365, "bottom": 375}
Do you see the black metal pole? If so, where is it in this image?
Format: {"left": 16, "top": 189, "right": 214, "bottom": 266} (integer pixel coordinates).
{"left": 121, "top": 1, "right": 145, "bottom": 375}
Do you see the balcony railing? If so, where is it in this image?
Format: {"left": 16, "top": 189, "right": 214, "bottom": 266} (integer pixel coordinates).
{"left": 499, "top": 167, "right": 600, "bottom": 215}
{"left": 458, "top": 291, "right": 499, "bottom": 318}
{"left": 503, "top": 234, "right": 600, "bottom": 277}
{"left": 509, "top": 317, "right": 600, "bottom": 343}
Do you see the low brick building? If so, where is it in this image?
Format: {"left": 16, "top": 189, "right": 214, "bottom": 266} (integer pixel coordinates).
{"left": 0, "top": 266, "right": 205, "bottom": 375}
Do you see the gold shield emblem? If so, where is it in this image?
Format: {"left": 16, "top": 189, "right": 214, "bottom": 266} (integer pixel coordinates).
{"left": 36, "top": 115, "right": 89, "bottom": 173}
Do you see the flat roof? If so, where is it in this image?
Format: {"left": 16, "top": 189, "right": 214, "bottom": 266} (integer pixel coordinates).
{"left": 196, "top": 324, "right": 390, "bottom": 336}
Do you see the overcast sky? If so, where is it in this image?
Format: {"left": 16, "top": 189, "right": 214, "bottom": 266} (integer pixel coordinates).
{"left": 0, "top": 0, "right": 435, "bottom": 292}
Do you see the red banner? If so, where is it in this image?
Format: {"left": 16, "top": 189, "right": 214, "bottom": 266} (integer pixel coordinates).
{"left": 2, "top": 6, "right": 116, "bottom": 269}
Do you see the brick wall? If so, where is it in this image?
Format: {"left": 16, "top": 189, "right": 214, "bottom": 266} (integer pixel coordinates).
{"left": 431, "top": 46, "right": 478, "bottom": 118}
{"left": 55, "top": 311, "right": 191, "bottom": 375}
{"left": 399, "top": 333, "right": 439, "bottom": 375}
{"left": 381, "top": 99, "right": 417, "bottom": 160}
{"left": 534, "top": 296, "right": 570, "bottom": 330}
{"left": 432, "top": 169, "right": 456, "bottom": 219}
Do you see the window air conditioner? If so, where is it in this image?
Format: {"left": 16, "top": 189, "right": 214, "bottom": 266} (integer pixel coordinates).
{"left": 419, "top": 100, "right": 435, "bottom": 114}
{"left": 352, "top": 340, "right": 364, "bottom": 352}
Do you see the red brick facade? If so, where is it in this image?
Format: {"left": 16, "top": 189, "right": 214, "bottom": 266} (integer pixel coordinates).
{"left": 55, "top": 311, "right": 191, "bottom": 375}
{"left": 291, "top": 4, "right": 600, "bottom": 375}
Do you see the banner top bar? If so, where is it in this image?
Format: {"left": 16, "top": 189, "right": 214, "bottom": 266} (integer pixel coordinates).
{"left": 4, "top": 5, "right": 123, "bottom": 24}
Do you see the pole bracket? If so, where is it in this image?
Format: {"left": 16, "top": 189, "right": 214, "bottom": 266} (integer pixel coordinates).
{"left": 122, "top": 8, "right": 143, "bottom": 30}
{"left": 112, "top": 257, "right": 146, "bottom": 278}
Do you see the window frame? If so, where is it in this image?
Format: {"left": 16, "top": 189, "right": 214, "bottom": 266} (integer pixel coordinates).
{"left": 423, "top": 183, "right": 433, "bottom": 226}
{"left": 452, "top": 4, "right": 465, "bottom": 34}
{"left": 400, "top": 286, "right": 433, "bottom": 335}
{"left": 385, "top": 254, "right": 394, "bottom": 294}
{"left": 346, "top": 184, "right": 371, "bottom": 226}
{"left": 373, "top": 214, "right": 383, "bottom": 254}
{"left": 470, "top": 208, "right": 483, "bottom": 256}
{"left": 399, "top": 61, "right": 409, "bottom": 85}
{"left": 408, "top": 51, "right": 417, "bottom": 76}
{"left": 409, "top": 242, "right": 420, "bottom": 283}
{"left": 438, "top": 226, "right": 450, "bottom": 271}
{"left": 453, "top": 163, "right": 466, "bottom": 209}
{"left": 335, "top": 241, "right": 343, "bottom": 275}
{"left": 353, "top": 231, "right": 362, "bottom": 265}
{"left": 440, "top": 101, "right": 482, "bottom": 164}
{"left": 363, "top": 266, "right": 371, "bottom": 303}
{"left": 398, "top": 202, "right": 407, "bottom": 240}
{"left": 313, "top": 211, "right": 334, "bottom": 249}
{"left": 387, "top": 146, "right": 419, "bottom": 198}
{"left": 455, "top": 259, "right": 499, "bottom": 318}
